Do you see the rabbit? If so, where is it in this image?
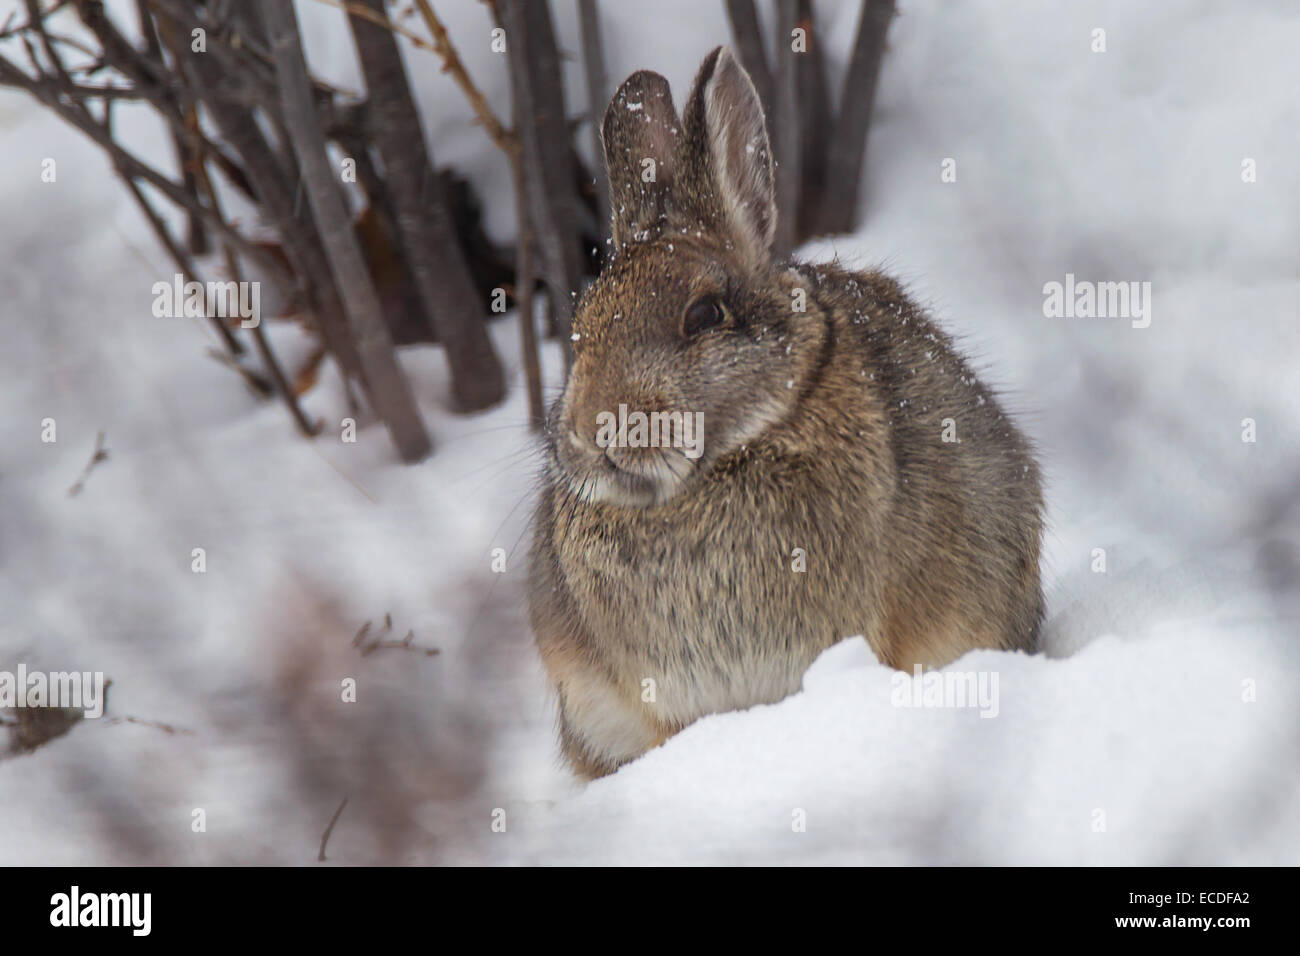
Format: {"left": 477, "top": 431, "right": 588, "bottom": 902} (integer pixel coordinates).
{"left": 528, "top": 46, "right": 1044, "bottom": 779}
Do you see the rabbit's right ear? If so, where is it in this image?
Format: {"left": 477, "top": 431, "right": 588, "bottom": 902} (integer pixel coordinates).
{"left": 601, "top": 70, "right": 680, "bottom": 249}
{"left": 678, "top": 47, "right": 776, "bottom": 266}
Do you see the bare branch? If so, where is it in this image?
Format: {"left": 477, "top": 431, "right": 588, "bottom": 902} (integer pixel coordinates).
{"left": 577, "top": 0, "right": 609, "bottom": 229}
{"left": 0, "top": 59, "right": 291, "bottom": 288}
{"left": 772, "top": 0, "right": 800, "bottom": 257}
{"left": 794, "top": 0, "right": 830, "bottom": 241}
{"left": 818, "top": 0, "right": 895, "bottom": 234}
{"left": 15, "top": 1, "right": 245, "bottom": 358}
{"left": 502, "top": 0, "right": 584, "bottom": 368}
{"left": 412, "top": 0, "right": 515, "bottom": 155}
{"left": 191, "top": 154, "right": 320, "bottom": 436}
{"left": 160, "top": 0, "right": 366, "bottom": 385}
{"left": 347, "top": 0, "right": 505, "bottom": 413}
{"left": 135, "top": 0, "right": 207, "bottom": 255}
{"left": 723, "top": 0, "right": 773, "bottom": 118}
{"left": 116, "top": 164, "right": 245, "bottom": 357}
{"left": 309, "top": 0, "right": 453, "bottom": 58}
{"left": 260, "top": 0, "right": 432, "bottom": 462}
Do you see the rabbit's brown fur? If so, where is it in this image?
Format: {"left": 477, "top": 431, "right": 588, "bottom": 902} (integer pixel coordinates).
{"left": 529, "top": 47, "right": 1043, "bottom": 779}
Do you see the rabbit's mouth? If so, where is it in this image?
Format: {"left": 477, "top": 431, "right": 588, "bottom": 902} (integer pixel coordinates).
{"left": 556, "top": 431, "right": 694, "bottom": 509}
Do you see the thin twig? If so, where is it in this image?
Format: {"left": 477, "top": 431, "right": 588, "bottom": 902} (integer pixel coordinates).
{"left": 511, "top": 133, "right": 543, "bottom": 428}
{"left": 21, "top": 2, "right": 244, "bottom": 360}
{"left": 104, "top": 715, "right": 195, "bottom": 735}
{"left": 0, "top": 57, "right": 295, "bottom": 287}
{"left": 152, "top": 1, "right": 366, "bottom": 385}
{"left": 411, "top": 0, "right": 514, "bottom": 155}
{"left": 360, "top": 631, "right": 441, "bottom": 657}
{"left": 317, "top": 795, "right": 349, "bottom": 862}
{"left": 116, "top": 159, "right": 246, "bottom": 357}
{"left": 311, "top": 0, "right": 433, "bottom": 50}
{"left": 25, "top": 0, "right": 78, "bottom": 96}
{"left": 205, "top": 347, "right": 275, "bottom": 396}
{"left": 136, "top": 0, "right": 207, "bottom": 255}
{"left": 175, "top": 44, "right": 320, "bottom": 435}
{"left": 352, "top": 616, "right": 440, "bottom": 657}
{"left": 67, "top": 430, "right": 109, "bottom": 497}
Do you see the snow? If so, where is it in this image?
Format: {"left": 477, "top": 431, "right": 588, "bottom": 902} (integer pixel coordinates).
{"left": 1, "top": 0, "right": 1297, "bottom": 865}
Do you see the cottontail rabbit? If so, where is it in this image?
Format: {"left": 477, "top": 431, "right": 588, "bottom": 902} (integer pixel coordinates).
{"left": 529, "top": 47, "right": 1043, "bottom": 778}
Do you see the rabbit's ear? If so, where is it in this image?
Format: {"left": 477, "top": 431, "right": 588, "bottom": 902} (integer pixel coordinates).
{"left": 602, "top": 70, "right": 680, "bottom": 249}
{"left": 679, "top": 46, "right": 776, "bottom": 263}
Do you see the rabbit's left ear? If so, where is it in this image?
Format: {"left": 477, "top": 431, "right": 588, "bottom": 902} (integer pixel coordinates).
{"left": 679, "top": 47, "right": 776, "bottom": 263}
{"left": 602, "top": 70, "right": 680, "bottom": 249}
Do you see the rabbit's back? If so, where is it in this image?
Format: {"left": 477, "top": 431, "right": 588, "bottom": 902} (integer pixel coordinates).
{"left": 801, "top": 262, "right": 1044, "bottom": 665}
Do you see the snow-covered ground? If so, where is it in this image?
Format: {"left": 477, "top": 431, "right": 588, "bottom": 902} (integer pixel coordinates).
{"left": 1, "top": 0, "right": 1297, "bottom": 864}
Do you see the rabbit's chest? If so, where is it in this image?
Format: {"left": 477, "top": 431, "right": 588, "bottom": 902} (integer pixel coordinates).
{"left": 561, "top": 497, "right": 871, "bottom": 721}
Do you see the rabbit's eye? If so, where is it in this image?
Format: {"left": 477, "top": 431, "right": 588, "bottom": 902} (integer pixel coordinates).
{"left": 682, "top": 295, "right": 726, "bottom": 337}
